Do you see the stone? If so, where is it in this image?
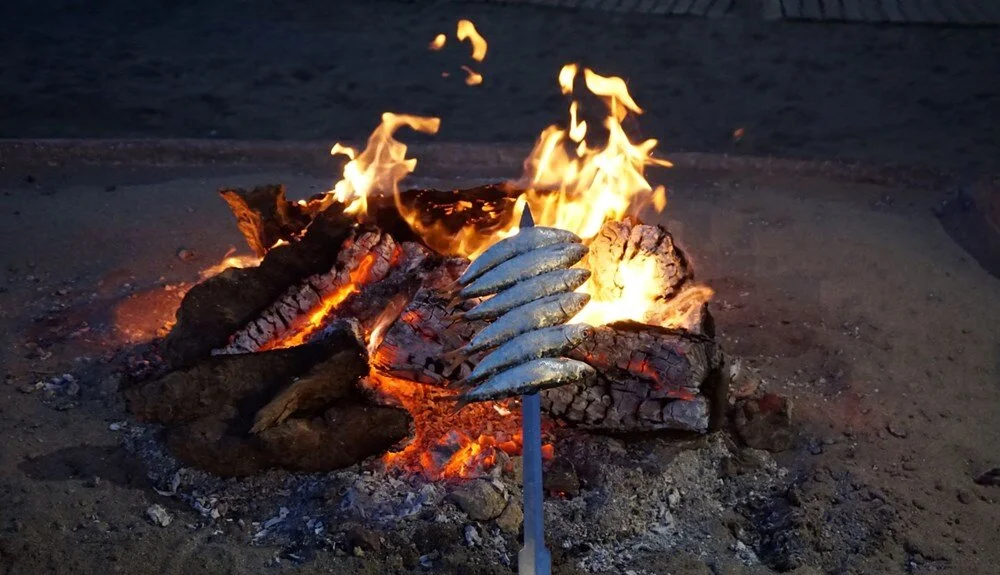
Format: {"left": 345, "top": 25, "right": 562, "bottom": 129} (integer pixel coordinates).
{"left": 146, "top": 504, "right": 173, "bottom": 527}
{"left": 495, "top": 501, "right": 523, "bottom": 533}
{"left": 974, "top": 468, "right": 1000, "bottom": 486}
{"left": 446, "top": 479, "right": 507, "bottom": 521}
{"left": 732, "top": 393, "right": 794, "bottom": 452}
{"left": 344, "top": 526, "right": 382, "bottom": 553}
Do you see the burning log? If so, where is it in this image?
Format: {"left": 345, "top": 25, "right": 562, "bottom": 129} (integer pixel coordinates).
{"left": 127, "top": 323, "right": 367, "bottom": 425}
{"left": 161, "top": 205, "right": 355, "bottom": 367}
{"left": 214, "top": 227, "right": 399, "bottom": 354}
{"left": 545, "top": 322, "right": 724, "bottom": 433}
{"left": 219, "top": 184, "right": 319, "bottom": 257}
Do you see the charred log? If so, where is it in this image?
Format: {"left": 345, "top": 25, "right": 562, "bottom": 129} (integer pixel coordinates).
{"left": 127, "top": 323, "right": 367, "bottom": 425}
{"left": 219, "top": 184, "right": 318, "bottom": 257}
{"left": 161, "top": 205, "right": 355, "bottom": 367}
{"left": 256, "top": 403, "right": 411, "bottom": 473}
{"left": 543, "top": 322, "right": 723, "bottom": 433}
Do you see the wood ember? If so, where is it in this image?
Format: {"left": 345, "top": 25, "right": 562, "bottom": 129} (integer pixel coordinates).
{"left": 215, "top": 227, "right": 398, "bottom": 355}
{"left": 543, "top": 322, "right": 723, "bottom": 433}
{"left": 160, "top": 205, "right": 354, "bottom": 368}
{"left": 219, "top": 184, "right": 318, "bottom": 257}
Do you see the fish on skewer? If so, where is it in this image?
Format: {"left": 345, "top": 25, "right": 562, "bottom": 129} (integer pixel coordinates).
{"left": 457, "top": 243, "right": 588, "bottom": 300}
{"left": 457, "top": 227, "right": 581, "bottom": 286}
{"left": 451, "top": 324, "right": 594, "bottom": 388}
{"left": 443, "top": 292, "right": 590, "bottom": 364}
{"left": 453, "top": 358, "right": 596, "bottom": 409}
{"left": 462, "top": 268, "right": 591, "bottom": 321}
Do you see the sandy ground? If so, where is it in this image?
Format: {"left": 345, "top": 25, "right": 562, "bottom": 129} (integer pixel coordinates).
{"left": 0, "top": 154, "right": 998, "bottom": 573}
{"left": 0, "top": 0, "right": 998, "bottom": 173}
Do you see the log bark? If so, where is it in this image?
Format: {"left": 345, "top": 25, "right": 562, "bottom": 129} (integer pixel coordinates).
{"left": 214, "top": 227, "right": 399, "bottom": 355}
{"left": 219, "top": 184, "right": 317, "bottom": 257}
{"left": 166, "top": 402, "right": 411, "bottom": 477}
{"left": 543, "top": 321, "right": 724, "bottom": 433}
{"left": 127, "top": 324, "right": 367, "bottom": 425}
{"left": 160, "top": 205, "right": 355, "bottom": 368}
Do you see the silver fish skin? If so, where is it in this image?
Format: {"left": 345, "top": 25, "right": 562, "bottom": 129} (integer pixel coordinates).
{"left": 463, "top": 268, "right": 591, "bottom": 321}
{"left": 459, "top": 243, "right": 588, "bottom": 300}
{"left": 464, "top": 291, "right": 591, "bottom": 355}
{"left": 458, "top": 358, "right": 596, "bottom": 404}
{"left": 459, "top": 324, "right": 594, "bottom": 387}
{"left": 457, "top": 226, "right": 581, "bottom": 286}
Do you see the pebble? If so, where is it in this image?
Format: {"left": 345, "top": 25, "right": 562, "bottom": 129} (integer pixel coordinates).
{"left": 446, "top": 479, "right": 506, "bottom": 521}
{"left": 886, "top": 423, "right": 908, "bottom": 439}
{"left": 464, "top": 524, "right": 482, "bottom": 547}
{"left": 146, "top": 504, "right": 173, "bottom": 527}
{"left": 495, "top": 501, "right": 523, "bottom": 533}
{"left": 956, "top": 490, "right": 973, "bottom": 505}
{"left": 176, "top": 249, "right": 197, "bottom": 262}
{"left": 666, "top": 487, "right": 682, "bottom": 509}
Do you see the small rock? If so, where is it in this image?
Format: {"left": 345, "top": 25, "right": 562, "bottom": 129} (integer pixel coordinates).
{"left": 886, "top": 422, "right": 908, "bottom": 439}
{"left": 807, "top": 438, "right": 824, "bottom": 455}
{"left": 464, "top": 525, "right": 482, "bottom": 547}
{"left": 543, "top": 458, "right": 580, "bottom": 497}
{"left": 446, "top": 479, "right": 506, "bottom": 521}
{"left": 86, "top": 476, "right": 101, "bottom": 488}
{"left": 146, "top": 504, "right": 173, "bottom": 527}
{"left": 176, "top": 249, "right": 197, "bottom": 262}
{"left": 507, "top": 456, "right": 523, "bottom": 485}
{"left": 733, "top": 393, "right": 794, "bottom": 452}
{"left": 345, "top": 526, "right": 382, "bottom": 553}
{"left": 666, "top": 487, "right": 682, "bottom": 509}
{"left": 495, "top": 501, "right": 523, "bottom": 533}
{"left": 974, "top": 468, "right": 1000, "bottom": 486}
{"left": 957, "top": 490, "right": 973, "bottom": 504}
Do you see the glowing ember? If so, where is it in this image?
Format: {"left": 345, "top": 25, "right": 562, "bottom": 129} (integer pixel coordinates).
{"left": 367, "top": 372, "right": 552, "bottom": 479}
{"left": 456, "top": 19, "right": 487, "bottom": 62}
{"left": 429, "top": 33, "right": 446, "bottom": 50}
{"left": 260, "top": 252, "right": 379, "bottom": 351}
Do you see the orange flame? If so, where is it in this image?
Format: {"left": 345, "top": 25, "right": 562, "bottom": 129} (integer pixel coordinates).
{"left": 461, "top": 65, "right": 483, "bottom": 86}
{"left": 260, "top": 253, "right": 378, "bottom": 351}
{"left": 456, "top": 19, "right": 487, "bottom": 62}
{"left": 327, "top": 112, "right": 441, "bottom": 217}
{"left": 429, "top": 33, "right": 446, "bottom": 50}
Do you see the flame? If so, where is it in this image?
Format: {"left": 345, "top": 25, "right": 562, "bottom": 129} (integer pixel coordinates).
{"left": 456, "top": 19, "right": 487, "bottom": 62}
{"left": 327, "top": 112, "right": 441, "bottom": 217}
{"left": 198, "top": 249, "right": 261, "bottom": 280}
{"left": 260, "top": 253, "right": 378, "bottom": 350}
{"left": 461, "top": 65, "right": 483, "bottom": 86}
{"left": 429, "top": 33, "right": 446, "bottom": 50}
{"left": 366, "top": 294, "right": 410, "bottom": 356}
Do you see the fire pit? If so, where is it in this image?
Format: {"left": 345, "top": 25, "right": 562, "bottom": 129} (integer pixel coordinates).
{"left": 121, "top": 65, "right": 724, "bottom": 482}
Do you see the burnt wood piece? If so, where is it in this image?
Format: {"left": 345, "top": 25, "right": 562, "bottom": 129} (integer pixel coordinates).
{"left": 543, "top": 322, "right": 724, "bottom": 433}
{"left": 127, "top": 325, "right": 366, "bottom": 424}
{"left": 369, "top": 183, "right": 524, "bottom": 256}
{"left": 219, "top": 184, "right": 317, "bottom": 257}
{"left": 167, "top": 402, "right": 411, "bottom": 477}
{"left": 371, "top": 270, "right": 487, "bottom": 386}
{"left": 587, "top": 219, "right": 701, "bottom": 325}
{"left": 160, "top": 205, "right": 355, "bottom": 368}
{"left": 215, "top": 227, "right": 398, "bottom": 355}
{"left": 256, "top": 403, "right": 412, "bottom": 473}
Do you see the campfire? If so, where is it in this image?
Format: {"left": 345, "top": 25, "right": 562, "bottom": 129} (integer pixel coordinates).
{"left": 123, "top": 64, "right": 723, "bottom": 480}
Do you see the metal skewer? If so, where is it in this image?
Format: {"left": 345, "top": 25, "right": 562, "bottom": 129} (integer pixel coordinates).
{"left": 516, "top": 205, "right": 551, "bottom": 575}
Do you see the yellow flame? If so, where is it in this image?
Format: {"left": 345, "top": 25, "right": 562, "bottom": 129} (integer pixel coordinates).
{"left": 198, "top": 252, "right": 261, "bottom": 280}
{"left": 327, "top": 112, "right": 441, "bottom": 217}
{"left": 461, "top": 65, "right": 483, "bottom": 86}
{"left": 429, "top": 33, "right": 446, "bottom": 50}
{"left": 456, "top": 19, "right": 487, "bottom": 62}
